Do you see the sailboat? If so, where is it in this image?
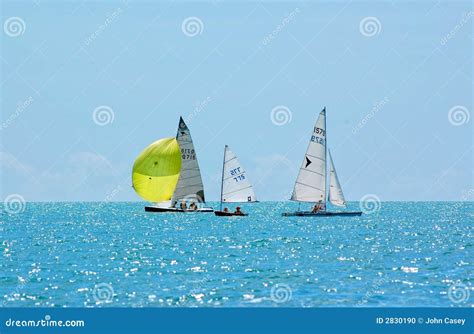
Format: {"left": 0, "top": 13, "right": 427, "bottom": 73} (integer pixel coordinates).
{"left": 282, "top": 107, "right": 362, "bottom": 217}
{"left": 214, "top": 145, "right": 257, "bottom": 216}
{"left": 132, "top": 117, "right": 213, "bottom": 213}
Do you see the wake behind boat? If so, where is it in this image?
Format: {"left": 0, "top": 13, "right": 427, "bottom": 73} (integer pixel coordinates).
{"left": 214, "top": 145, "right": 257, "bottom": 217}
{"left": 283, "top": 107, "right": 362, "bottom": 217}
{"left": 133, "top": 117, "right": 213, "bottom": 213}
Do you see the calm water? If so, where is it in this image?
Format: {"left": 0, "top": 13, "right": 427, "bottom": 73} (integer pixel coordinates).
{"left": 1, "top": 201, "right": 472, "bottom": 307}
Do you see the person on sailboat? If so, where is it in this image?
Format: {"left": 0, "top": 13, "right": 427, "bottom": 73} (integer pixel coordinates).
{"left": 189, "top": 201, "right": 197, "bottom": 211}
{"left": 180, "top": 200, "right": 187, "bottom": 210}
{"left": 312, "top": 201, "right": 323, "bottom": 213}
{"left": 223, "top": 207, "right": 229, "bottom": 213}
{"left": 234, "top": 207, "right": 245, "bottom": 216}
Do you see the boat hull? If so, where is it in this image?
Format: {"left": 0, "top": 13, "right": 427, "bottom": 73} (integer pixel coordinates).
{"left": 214, "top": 211, "right": 248, "bottom": 217}
{"left": 145, "top": 206, "right": 214, "bottom": 213}
{"left": 282, "top": 211, "right": 363, "bottom": 217}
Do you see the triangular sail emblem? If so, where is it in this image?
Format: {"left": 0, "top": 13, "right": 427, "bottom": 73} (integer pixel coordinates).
{"left": 305, "top": 156, "right": 312, "bottom": 168}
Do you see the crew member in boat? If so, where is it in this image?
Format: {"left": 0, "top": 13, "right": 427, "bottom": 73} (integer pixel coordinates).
{"left": 223, "top": 207, "right": 229, "bottom": 213}
{"left": 234, "top": 207, "right": 245, "bottom": 215}
{"left": 312, "top": 200, "right": 323, "bottom": 213}
{"left": 189, "top": 201, "right": 197, "bottom": 211}
{"left": 180, "top": 200, "right": 187, "bottom": 210}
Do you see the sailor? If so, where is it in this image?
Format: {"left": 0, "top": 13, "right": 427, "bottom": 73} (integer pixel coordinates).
{"left": 180, "top": 200, "right": 187, "bottom": 210}
{"left": 223, "top": 207, "right": 229, "bottom": 213}
{"left": 189, "top": 201, "right": 197, "bottom": 211}
{"left": 234, "top": 207, "right": 244, "bottom": 215}
{"left": 312, "top": 200, "right": 323, "bottom": 213}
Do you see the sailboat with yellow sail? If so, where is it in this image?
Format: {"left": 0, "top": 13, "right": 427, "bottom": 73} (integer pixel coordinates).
{"left": 132, "top": 117, "right": 213, "bottom": 213}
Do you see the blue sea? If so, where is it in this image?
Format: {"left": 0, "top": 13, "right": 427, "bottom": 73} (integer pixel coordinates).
{"left": 1, "top": 202, "right": 472, "bottom": 308}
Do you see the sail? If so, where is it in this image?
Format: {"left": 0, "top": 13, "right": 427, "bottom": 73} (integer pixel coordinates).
{"left": 328, "top": 150, "right": 346, "bottom": 207}
{"left": 221, "top": 145, "right": 257, "bottom": 203}
{"left": 172, "top": 117, "right": 205, "bottom": 204}
{"left": 291, "top": 108, "right": 327, "bottom": 203}
{"left": 132, "top": 137, "right": 182, "bottom": 202}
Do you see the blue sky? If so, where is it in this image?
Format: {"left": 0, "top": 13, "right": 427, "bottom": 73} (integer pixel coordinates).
{"left": 1, "top": 0, "right": 472, "bottom": 202}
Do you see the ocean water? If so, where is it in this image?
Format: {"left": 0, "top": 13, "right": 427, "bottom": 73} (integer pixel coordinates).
{"left": 1, "top": 201, "right": 472, "bottom": 308}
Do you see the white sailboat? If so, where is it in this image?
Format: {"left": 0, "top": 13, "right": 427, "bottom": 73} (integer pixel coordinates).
{"left": 283, "top": 107, "right": 362, "bottom": 217}
{"left": 214, "top": 145, "right": 257, "bottom": 216}
{"left": 145, "top": 117, "right": 213, "bottom": 213}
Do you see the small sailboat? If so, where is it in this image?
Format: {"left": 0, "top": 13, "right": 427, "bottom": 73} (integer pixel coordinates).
{"left": 214, "top": 145, "right": 257, "bottom": 216}
{"left": 133, "top": 117, "right": 213, "bottom": 213}
{"left": 282, "top": 107, "right": 362, "bottom": 217}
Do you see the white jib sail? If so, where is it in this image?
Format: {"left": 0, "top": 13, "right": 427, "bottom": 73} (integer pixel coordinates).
{"left": 291, "top": 108, "right": 327, "bottom": 203}
{"left": 328, "top": 150, "right": 346, "bottom": 207}
{"left": 172, "top": 117, "right": 205, "bottom": 204}
{"left": 221, "top": 145, "right": 257, "bottom": 203}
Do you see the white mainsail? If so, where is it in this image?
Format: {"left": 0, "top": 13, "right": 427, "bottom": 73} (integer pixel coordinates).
{"left": 328, "top": 150, "right": 346, "bottom": 207}
{"left": 172, "top": 117, "right": 205, "bottom": 204}
{"left": 291, "top": 108, "right": 327, "bottom": 203}
{"left": 221, "top": 145, "right": 257, "bottom": 203}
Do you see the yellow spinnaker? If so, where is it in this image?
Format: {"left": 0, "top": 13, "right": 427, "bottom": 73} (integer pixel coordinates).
{"left": 132, "top": 137, "right": 182, "bottom": 202}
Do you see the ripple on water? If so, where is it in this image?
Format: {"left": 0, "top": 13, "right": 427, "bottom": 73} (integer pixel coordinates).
{"left": 0, "top": 201, "right": 472, "bottom": 307}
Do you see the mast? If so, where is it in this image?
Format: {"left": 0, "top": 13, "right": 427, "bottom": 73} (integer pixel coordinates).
{"left": 323, "top": 106, "right": 327, "bottom": 211}
{"left": 219, "top": 145, "right": 227, "bottom": 211}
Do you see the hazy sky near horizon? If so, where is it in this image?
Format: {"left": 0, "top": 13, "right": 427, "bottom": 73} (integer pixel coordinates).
{"left": 1, "top": 0, "right": 472, "bottom": 202}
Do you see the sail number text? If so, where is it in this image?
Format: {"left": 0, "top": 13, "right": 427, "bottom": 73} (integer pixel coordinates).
{"left": 230, "top": 167, "right": 245, "bottom": 182}
{"left": 181, "top": 148, "right": 196, "bottom": 160}
{"left": 311, "top": 127, "right": 326, "bottom": 145}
